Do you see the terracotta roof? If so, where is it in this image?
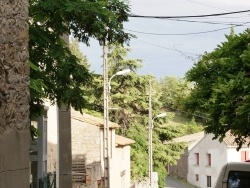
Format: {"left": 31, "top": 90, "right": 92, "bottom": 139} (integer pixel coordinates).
{"left": 71, "top": 109, "right": 120, "bottom": 128}
{"left": 223, "top": 131, "right": 250, "bottom": 147}
{"left": 115, "top": 135, "right": 135, "bottom": 146}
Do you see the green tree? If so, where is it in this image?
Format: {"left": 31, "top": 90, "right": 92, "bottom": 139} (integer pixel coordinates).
{"left": 87, "top": 44, "right": 187, "bottom": 187}
{"left": 185, "top": 28, "right": 250, "bottom": 149}
{"left": 29, "top": 0, "right": 131, "bottom": 117}
{"left": 69, "top": 38, "right": 90, "bottom": 68}
{"left": 159, "top": 76, "right": 192, "bottom": 111}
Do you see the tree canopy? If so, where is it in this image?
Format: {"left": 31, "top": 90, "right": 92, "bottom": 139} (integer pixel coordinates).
{"left": 29, "top": 0, "right": 131, "bottom": 117}
{"left": 185, "top": 28, "right": 250, "bottom": 149}
{"left": 159, "top": 76, "right": 192, "bottom": 111}
{"left": 85, "top": 44, "right": 189, "bottom": 187}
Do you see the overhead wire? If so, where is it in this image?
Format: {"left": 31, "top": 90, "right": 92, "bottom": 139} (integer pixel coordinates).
{"left": 125, "top": 23, "right": 250, "bottom": 36}
{"left": 167, "top": 18, "right": 250, "bottom": 26}
{"left": 135, "top": 38, "right": 200, "bottom": 56}
{"left": 126, "top": 7, "right": 250, "bottom": 66}
{"left": 129, "top": 9, "right": 250, "bottom": 19}
{"left": 183, "top": 0, "right": 235, "bottom": 12}
{"left": 184, "top": 0, "right": 250, "bottom": 18}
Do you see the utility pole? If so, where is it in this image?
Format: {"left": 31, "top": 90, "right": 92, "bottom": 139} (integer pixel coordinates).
{"left": 148, "top": 79, "right": 153, "bottom": 187}
{"left": 103, "top": 39, "right": 110, "bottom": 188}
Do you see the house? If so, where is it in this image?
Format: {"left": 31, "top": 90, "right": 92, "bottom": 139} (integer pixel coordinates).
{"left": 113, "top": 135, "right": 135, "bottom": 188}
{"left": 43, "top": 103, "right": 134, "bottom": 188}
{"left": 167, "top": 132, "right": 205, "bottom": 179}
{"left": 187, "top": 132, "right": 250, "bottom": 188}
{"left": 70, "top": 109, "right": 135, "bottom": 188}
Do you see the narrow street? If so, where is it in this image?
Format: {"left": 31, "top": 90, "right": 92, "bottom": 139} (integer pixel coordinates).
{"left": 164, "top": 176, "right": 196, "bottom": 188}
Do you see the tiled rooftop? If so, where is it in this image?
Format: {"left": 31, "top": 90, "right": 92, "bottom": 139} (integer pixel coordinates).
{"left": 171, "top": 132, "right": 205, "bottom": 143}
{"left": 71, "top": 109, "right": 120, "bottom": 128}
{"left": 223, "top": 131, "right": 250, "bottom": 147}
{"left": 115, "top": 135, "right": 135, "bottom": 146}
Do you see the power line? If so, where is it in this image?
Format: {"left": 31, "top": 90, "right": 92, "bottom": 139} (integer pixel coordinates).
{"left": 125, "top": 27, "right": 228, "bottom": 36}
{"left": 183, "top": 0, "right": 250, "bottom": 16}
{"left": 129, "top": 9, "right": 250, "bottom": 19}
{"left": 168, "top": 18, "right": 250, "bottom": 26}
{"left": 186, "top": 15, "right": 250, "bottom": 19}
{"left": 125, "top": 24, "right": 249, "bottom": 36}
{"left": 136, "top": 38, "right": 200, "bottom": 56}
{"left": 183, "top": 0, "right": 233, "bottom": 12}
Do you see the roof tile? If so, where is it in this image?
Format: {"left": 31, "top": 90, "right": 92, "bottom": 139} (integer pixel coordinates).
{"left": 71, "top": 109, "right": 120, "bottom": 128}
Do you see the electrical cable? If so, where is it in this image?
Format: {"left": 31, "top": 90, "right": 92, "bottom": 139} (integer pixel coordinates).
{"left": 129, "top": 9, "right": 250, "bottom": 19}
{"left": 183, "top": 0, "right": 235, "bottom": 12}
{"left": 125, "top": 23, "right": 249, "bottom": 36}
{"left": 184, "top": 0, "right": 250, "bottom": 17}
{"left": 167, "top": 19, "right": 250, "bottom": 26}
{"left": 135, "top": 38, "right": 200, "bottom": 56}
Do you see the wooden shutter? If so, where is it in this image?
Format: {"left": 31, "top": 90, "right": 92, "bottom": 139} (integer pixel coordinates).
{"left": 72, "top": 159, "right": 86, "bottom": 183}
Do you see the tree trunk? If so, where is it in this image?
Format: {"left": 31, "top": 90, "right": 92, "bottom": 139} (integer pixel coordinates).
{"left": 0, "top": 0, "right": 30, "bottom": 187}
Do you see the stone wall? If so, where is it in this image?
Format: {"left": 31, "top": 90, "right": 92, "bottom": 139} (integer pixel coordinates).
{"left": 71, "top": 118, "right": 101, "bottom": 164}
{"left": 0, "top": 0, "right": 30, "bottom": 187}
{"left": 169, "top": 148, "right": 189, "bottom": 179}
{"left": 71, "top": 118, "right": 102, "bottom": 188}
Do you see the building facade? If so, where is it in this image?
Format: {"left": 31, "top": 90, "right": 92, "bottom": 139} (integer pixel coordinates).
{"left": 44, "top": 104, "right": 134, "bottom": 188}
{"left": 187, "top": 132, "right": 250, "bottom": 188}
{"left": 168, "top": 132, "right": 205, "bottom": 179}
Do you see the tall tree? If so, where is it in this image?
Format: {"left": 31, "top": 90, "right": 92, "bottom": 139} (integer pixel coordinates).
{"left": 69, "top": 38, "right": 90, "bottom": 68}
{"left": 86, "top": 44, "right": 187, "bottom": 187}
{"left": 185, "top": 28, "right": 250, "bottom": 149}
{"left": 159, "top": 76, "right": 192, "bottom": 111}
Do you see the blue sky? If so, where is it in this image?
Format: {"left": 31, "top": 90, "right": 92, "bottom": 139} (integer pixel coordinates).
{"left": 80, "top": 0, "right": 250, "bottom": 79}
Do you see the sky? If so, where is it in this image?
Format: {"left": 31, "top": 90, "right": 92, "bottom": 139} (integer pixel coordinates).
{"left": 80, "top": 0, "right": 250, "bottom": 79}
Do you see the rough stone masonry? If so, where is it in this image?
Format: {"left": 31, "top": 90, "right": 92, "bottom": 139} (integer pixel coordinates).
{"left": 0, "top": 0, "right": 30, "bottom": 187}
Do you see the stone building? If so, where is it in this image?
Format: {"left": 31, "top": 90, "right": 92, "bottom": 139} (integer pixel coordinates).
{"left": 70, "top": 109, "right": 135, "bottom": 188}
{"left": 187, "top": 132, "right": 250, "bottom": 188}
{"left": 45, "top": 104, "right": 135, "bottom": 188}
{"left": 168, "top": 131, "right": 250, "bottom": 188}
{"left": 167, "top": 132, "right": 205, "bottom": 179}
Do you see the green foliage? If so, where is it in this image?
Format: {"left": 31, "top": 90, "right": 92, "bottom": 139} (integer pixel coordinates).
{"left": 30, "top": 125, "right": 40, "bottom": 140}
{"left": 69, "top": 38, "right": 90, "bottom": 68}
{"left": 126, "top": 124, "right": 149, "bottom": 179}
{"left": 29, "top": 0, "right": 132, "bottom": 117}
{"left": 153, "top": 123, "right": 187, "bottom": 187}
{"left": 85, "top": 44, "right": 192, "bottom": 187}
{"left": 185, "top": 29, "right": 250, "bottom": 149}
{"left": 159, "top": 76, "right": 192, "bottom": 111}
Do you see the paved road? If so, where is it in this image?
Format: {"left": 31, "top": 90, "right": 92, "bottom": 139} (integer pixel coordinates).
{"left": 164, "top": 176, "right": 196, "bottom": 188}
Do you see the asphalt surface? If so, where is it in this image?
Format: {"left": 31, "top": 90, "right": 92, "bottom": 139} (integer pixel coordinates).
{"left": 164, "top": 176, "right": 196, "bottom": 188}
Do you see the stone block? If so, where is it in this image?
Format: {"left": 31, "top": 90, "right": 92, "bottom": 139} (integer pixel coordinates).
{"left": 0, "top": 129, "right": 30, "bottom": 188}
{"left": 0, "top": 168, "right": 29, "bottom": 188}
